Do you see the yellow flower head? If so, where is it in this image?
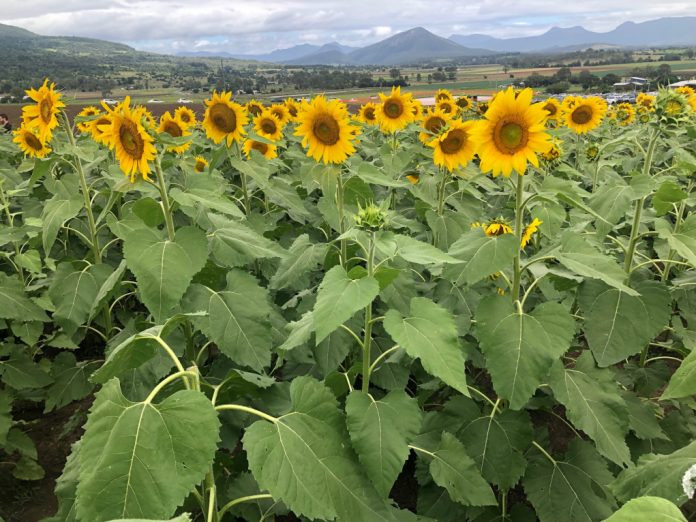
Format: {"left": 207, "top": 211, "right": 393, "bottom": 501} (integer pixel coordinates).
{"left": 203, "top": 91, "right": 248, "bottom": 146}
{"left": 406, "top": 174, "right": 420, "bottom": 185}
{"left": 254, "top": 109, "right": 284, "bottom": 141}
{"left": 471, "top": 87, "right": 551, "bottom": 177}
{"left": 411, "top": 99, "right": 424, "bottom": 119}
{"left": 675, "top": 86, "right": 695, "bottom": 98}
{"left": 541, "top": 98, "right": 561, "bottom": 122}
{"left": 89, "top": 114, "right": 113, "bottom": 146}
{"left": 284, "top": 98, "right": 300, "bottom": 120}
{"left": 295, "top": 95, "right": 358, "bottom": 164}
{"left": 521, "top": 218, "right": 543, "bottom": 248}
{"left": 428, "top": 120, "right": 476, "bottom": 172}
{"left": 561, "top": 96, "right": 607, "bottom": 134}
{"left": 194, "top": 156, "right": 209, "bottom": 173}
{"left": 541, "top": 139, "right": 562, "bottom": 162}
{"left": 435, "top": 89, "right": 453, "bottom": 102}
{"left": 418, "top": 107, "right": 451, "bottom": 144}
{"left": 13, "top": 124, "right": 52, "bottom": 158}
{"left": 174, "top": 106, "right": 197, "bottom": 128}
{"left": 472, "top": 219, "right": 513, "bottom": 237}
{"left": 615, "top": 102, "right": 635, "bottom": 127}
{"left": 21, "top": 79, "right": 65, "bottom": 142}
{"left": 76, "top": 106, "right": 100, "bottom": 133}
{"left": 456, "top": 95, "right": 472, "bottom": 112}
{"left": 242, "top": 138, "right": 278, "bottom": 160}
{"left": 270, "top": 103, "right": 291, "bottom": 126}
{"left": 158, "top": 111, "right": 192, "bottom": 153}
{"left": 636, "top": 93, "right": 655, "bottom": 112}
{"left": 435, "top": 98, "right": 458, "bottom": 117}
{"left": 376, "top": 86, "right": 416, "bottom": 133}
{"left": 246, "top": 100, "right": 265, "bottom": 118}
{"left": 357, "top": 103, "right": 379, "bottom": 125}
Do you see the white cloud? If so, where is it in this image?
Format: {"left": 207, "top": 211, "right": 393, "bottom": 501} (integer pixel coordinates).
{"left": 2, "top": 0, "right": 696, "bottom": 54}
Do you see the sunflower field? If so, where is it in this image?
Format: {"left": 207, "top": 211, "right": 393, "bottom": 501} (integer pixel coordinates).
{"left": 2, "top": 78, "right": 696, "bottom": 522}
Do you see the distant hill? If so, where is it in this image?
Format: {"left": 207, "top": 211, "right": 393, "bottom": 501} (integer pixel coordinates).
{"left": 449, "top": 17, "right": 696, "bottom": 53}
{"left": 285, "top": 49, "right": 354, "bottom": 66}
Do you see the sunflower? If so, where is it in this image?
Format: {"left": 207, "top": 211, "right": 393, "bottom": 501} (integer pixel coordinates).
{"left": 284, "top": 98, "right": 300, "bottom": 120}
{"left": 436, "top": 99, "right": 458, "bottom": 116}
{"left": 561, "top": 96, "right": 607, "bottom": 134}
{"left": 89, "top": 114, "right": 113, "bottom": 146}
{"left": 246, "top": 100, "right": 265, "bottom": 117}
{"left": 203, "top": 91, "right": 248, "bottom": 146}
{"left": 541, "top": 139, "right": 562, "bottom": 162}
{"left": 435, "top": 89, "right": 453, "bottom": 102}
{"left": 194, "top": 156, "right": 209, "bottom": 173}
{"left": 471, "top": 87, "right": 552, "bottom": 177}
{"left": 242, "top": 138, "right": 278, "bottom": 160}
{"left": 357, "top": 103, "right": 378, "bottom": 125}
{"left": 270, "top": 104, "right": 291, "bottom": 126}
{"left": 429, "top": 120, "right": 476, "bottom": 172}
{"left": 376, "top": 86, "right": 415, "bottom": 133}
{"left": 411, "top": 99, "right": 424, "bottom": 119}
{"left": 174, "top": 106, "right": 197, "bottom": 127}
{"left": 472, "top": 219, "right": 513, "bottom": 237}
{"left": 521, "top": 218, "right": 542, "bottom": 248}
{"left": 636, "top": 93, "right": 655, "bottom": 112}
{"left": 254, "top": 109, "right": 284, "bottom": 141}
{"left": 476, "top": 101, "right": 489, "bottom": 115}
{"left": 158, "top": 111, "right": 192, "bottom": 153}
{"left": 294, "top": 95, "right": 357, "bottom": 164}
{"left": 675, "top": 86, "right": 695, "bottom": 98}
{"left": 541, "top": 98, "right": 561, "bottom": 122}
{"left": 21, "top": 79, "right": 65, "bottom": 142}
{"left": 456, "top": 95, "right": 472, "bottom": 112}
{"left": 140, "top": 108, "right": 157, "bottom": 130}
{"left": 76, "top": 106, "right": 100, "bottom": 133}
{"left": 100, "top": 96, "right": 157, "bottom": 182}
{"left": 13, "top": 124, "right": 51, "bottom": 158}
{"left": 615, "top": 102, "right": 635, "bottom": 126}
{"left": 418, "top": 107, "right": 451, "bottom": 144}
{"left": 406, "top": 174, "right": 420, "bottom": 185}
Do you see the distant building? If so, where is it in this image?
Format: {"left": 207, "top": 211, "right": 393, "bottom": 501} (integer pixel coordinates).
{"left": 669, "top": 79, "right": 696, "bottom": 88}
{"left": 613, "top": 77, "right": 648, "bottom": 91}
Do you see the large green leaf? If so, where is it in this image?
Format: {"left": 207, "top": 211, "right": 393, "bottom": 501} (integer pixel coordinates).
{"left": 41, "top": 187, "right": 83, "bottom": 254}
{"left": 611, "top": 440, "right": 696, "bottom": 505}
{"left": 313, "top": 265, "right": 379, "bottom": 344}
{"left": 578, "top": 280, "right": 671, "bottom": 367}
{"left": 603, "top": 496, "right": 687, "bottom": 522}
{"left": 590, "top": 178, "right": 633, "bottom": 238}
{"left": 443, "top": 229, "right": 518, "bottom": 286}
{"left": 383, "top": 297, "right": 469, "bottom": 396}
{"left": 44, "top": 352, "right": 98, "bottom": 412}
{"left": 661, "top": 348, "right": 696, "bottom": 400}
{"left": 0, "top": 273, "right": 48, "bottom": 322}
{"left": 243, "top": 376, "right": 401, "bottom": 521}
{"left": 345, "top": 390, "right": 422, "bottom": 497}
{"left": 49, "top": 262, "right": 114, "bottom": 335}
{"left": 476, "top": 297, "right": 574, "bottom": 409}
{"left": 459, "top": 409, "right": 533, "bottom": 490}
{"left": 76, "top": 379, "right": 220, "bottom": 521}
{"left": 269, "top": 234, "right": 326, "bottom": 291}
{"left": 524, "top": 440, "right": 616, "bottom": 522}
{"left": 548, "top": 352, "right": 630, "bottom": 466}
{"left": 44, "top": 441, "right": 81, "bottom": 522}
{"left": 123, "top": 226, "right": 207, "bottom": 322}
{"left": 208, "top": 215, "right": 286, "bottom": 268}
{"left": 0, "top": 346, "right": 53, "bottom": 390}
{"left": 183, "top": 271, "right": 273, "bottom": 371}
{"left": 419, "top": 432, "right": 497, "bottom": 507}
{"left": 656, "top": 214, "right": 696, "bottom": 268}
{"left": 391, "top": 234, "right": 461, "bottom": 265}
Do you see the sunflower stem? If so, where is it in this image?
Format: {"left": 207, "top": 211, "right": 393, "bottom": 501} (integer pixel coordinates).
{"left": 511, "top": 173, "right": 525, "bottom": 302}
{"left": 336, "top": 170, "right": 348, "bottom": 267}
{"left": 661, "top": 180, "right": 692, "bottom": 282}
{"left": 361, "top": 231, "right": 376, "bottom": 393}
{"left": 153, "top": 154, "right": 176, "bottom": 241}
{"left": 436, "top": 168, "right": 449, "bottom": 216}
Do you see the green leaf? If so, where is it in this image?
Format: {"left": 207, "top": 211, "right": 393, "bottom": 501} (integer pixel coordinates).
{"left": 183, "top": 271, "right": 273, "bottom": 371}
{"left": 106, "top": 515, "right": 192, "bottom": 522}
{"left": 269, "top": 234, "right": 326, "bottom": 291}
{"left": 0, "top": 273, "right": 48, "bottom": 322}
{"left": 0, "top": 390, "right": 12, "bottom": 445}
{"left": 476, "top": 297, "right": 574, "bottom": 409}
{"left": 421, "top": 432, "right": 497, "bottom": 507}
{"left": 49, "top": 262, "right": 114, "bottom": 335}
{"left": 656, "top": 214, "right": 696, "bottom": 268}
{"left": 123, "top": 226, "right": 208, "bottom": 322}
{"left": 590, "top": 179, "right": 633, "bottom": 238}
{"left": 345, "top": 390, "right": 423, "bottom": 497}
{"left": 0, "top": 347, "right": 53, "bottom": 390}
{"left": 313, "top": 265, "right": 379, "bottom": 344}
{"left": 524, "top": 440, "right": 616, "bottom": 522}
{"left": 548, "top": 352, "right": 630, "bottom": 466}
{"left": 384, "top": 297, "right": 469, "bottom": 396}
{"left": 208, "top": 215, "right": 286, "bottom": 268}
{"left": 662, "top": 348, "right": 696, "bottom": 400}
{"left": 623, "top": 393, "right": 667, "bottom": 441}
{"left": 89, "top": 259, "right": 128, "bottom": 320}
{"left": 76, "top": 379, "right": 220, "bottom": 521}
{"left": 611, "top": 439, "right": 696, "bottom": 505}
{"left": 41, "top": 189, "right": 83, "bottom": 254}
{"left": 44, "top": 352, "right": 98, "bottom": 412}
{"left": 243, "top": 376, "right": 401, "bottom": 521}
{"left": 556, "top": 234, "right": 639, "bottom": 296}
{"left": 578, "top": 280, "right": 671, "bottom": 367}
{"left": 653, "top": 180, "right": 687, "bottom": 217}
{"left": 392, "top": 234, "right": 461, "bottom": 265}
{"left": 459, "top": 409, "right": 533, "bottom": 490}
{"left": 443, "top": 229, "right": 519, "bottom": 286}
{"left": 44, "top": 441, "right": 80, "bottom": 522}
{"left": 603, "top": 496, "right": 687, "bottom": 522}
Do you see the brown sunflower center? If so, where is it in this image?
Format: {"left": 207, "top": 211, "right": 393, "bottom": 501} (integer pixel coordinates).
{"left": 210, "top": 103, "right": 237, "bottom": 133}
{"left": 384, "top": 99, "right": 403, "bottom": 119}
{"left": 312, "top": 114, "right": 340, "bottom": 146}
{"left": 288, "top": 106, "right": 298, "bottom": 117}
{"left": 195, "top": 159, "right": 206, "bottom": 172}
{"left": 39, "top": 98, "right": 53, "bottom": 123}
{"left": 436, "top": 93, "right": 449, "bottom": 101}
{"left": 424, "top": 116, "right": 446, "bottom": 134}
{"left": 364, "top": 107, "right": 376, "bottom": 121}
{"left": 180, "top": 112, "right": 191, "bottom": 123}
{"left": 25, "top": 132, "right": 43, "bottom": 151}
{"left": 439, "top": 102, "right": 453, "bottom": 114}
{"left": 571, "top": 106, "right": 593, "bottom": 125}
{"left": 260, "top": 119, "right": 277, "bottom": 135}
{"left": 440, "top": 128, "right": 467, "bottom": 154}
{"left": 494, "top": 121, "right": 528, "bottom": 154}
{"left": 249, "top": 105, "right": 262, "bottom": 116}
{"left": 251, "top": 141, "right": 269, "bottom": 155}
{"left": 119, "top": 120, "right": 144, "bottom": 159}
{"left": 272, "top": 108, "right": 285, "bottom": 120}
{"left": 163, "top": 121, "right": 183, "bottom": 137}
{"left": 544, "top": 102, "right": 557, "bottom": 116}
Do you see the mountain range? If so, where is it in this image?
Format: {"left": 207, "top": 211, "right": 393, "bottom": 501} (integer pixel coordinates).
{"left": 177, "top": 16, "right": 696, "bottom": 65}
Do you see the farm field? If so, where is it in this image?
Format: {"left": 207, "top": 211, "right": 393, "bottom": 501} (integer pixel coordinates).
{"left": 2, "top": 77, "right": 696, "bottom": 522}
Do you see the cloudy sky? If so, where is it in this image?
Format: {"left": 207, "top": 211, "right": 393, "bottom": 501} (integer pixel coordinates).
{"left": 2, "top": 0, "right": 696, "bottom": 55}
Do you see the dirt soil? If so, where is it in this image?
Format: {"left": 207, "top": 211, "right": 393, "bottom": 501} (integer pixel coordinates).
{"left": 0, "top": 398, "right": 91, "bottom": 522}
